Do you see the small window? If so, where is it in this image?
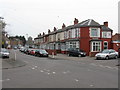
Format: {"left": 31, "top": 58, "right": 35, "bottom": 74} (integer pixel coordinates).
{"left": 104, "top": 41, "right": 108, "bottom": 49}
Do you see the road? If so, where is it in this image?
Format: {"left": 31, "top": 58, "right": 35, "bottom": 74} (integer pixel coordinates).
{"left": 2, "top": 49, "right": 118, "bottom": 88}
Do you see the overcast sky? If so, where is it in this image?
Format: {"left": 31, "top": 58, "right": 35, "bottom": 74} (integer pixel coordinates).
{"left": 0, "top": 0, "right": 119, "bottom": 39}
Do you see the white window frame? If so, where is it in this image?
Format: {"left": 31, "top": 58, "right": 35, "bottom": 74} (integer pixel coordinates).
{"left": 102, "top": 31, "right": 111, "bottom": 38}
{"left": 90, "top": 28, "right": 100, "bottom": 37}
{"left": 91, "top": 41, "right": 101, "bottom": 52}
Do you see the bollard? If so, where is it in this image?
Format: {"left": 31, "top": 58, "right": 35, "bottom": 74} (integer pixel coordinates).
{"left": 52, "top": 52, "right": 54, "bottom": 58}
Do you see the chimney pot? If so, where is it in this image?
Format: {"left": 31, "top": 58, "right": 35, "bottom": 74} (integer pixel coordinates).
{"left": 48, "top": 29, "right": 51, "bottom": 33}
{"left": 62, "top": 23, "right": 66, "bottom": 29}
{"left": 54, "top": 27, "right": 57, "bottom": 31}
{"left": 104, "top": 22, "right": 108, "bottom": 27}
{"left": 74, "top": 18, "right": 79, "bottom": 25}
{"left": 43, "top": 32, "right": 45, "bottom": 35}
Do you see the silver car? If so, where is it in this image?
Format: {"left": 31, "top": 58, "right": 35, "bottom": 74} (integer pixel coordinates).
{"left": 95, "top": 49, "right": 118, "bottom": 60}
{"left": 0, "top": 48, "right": 10, "bottom": 58}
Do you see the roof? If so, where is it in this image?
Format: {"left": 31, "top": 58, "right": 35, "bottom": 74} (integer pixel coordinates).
{"left": 74, "top": 19, "right": 101, "bottom": 28}
{"left": 101, "top": 25, "right": 113, "bottom": 31}
{"left": 34, "top": 19, "right": 113, "bottom": 39}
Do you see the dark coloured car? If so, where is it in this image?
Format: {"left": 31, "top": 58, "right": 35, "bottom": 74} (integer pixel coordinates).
{"left": 35, "top": 49, "right": 49, "bottom": 57}
{"left": 68, "top": 48, "right": 86, "bottom": 57}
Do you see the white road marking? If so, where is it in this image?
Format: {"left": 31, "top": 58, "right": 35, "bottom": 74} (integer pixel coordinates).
{"left": 63, "top": 72, "right": 67, "bottom": 74}
{"left": 32, "top": 67, "right": 35, "bottom": 69}
{"left": 52, "top": 72, "right": 56, "bottom": 74}
{"left": 40, "top": 70, "right": 44, "bottom": 72}
{"left": 34, "top": 66, "right": 38, "bottom": 68}
{"left": 47, "top": 73, "right": 50, "bottom": 75}
{"left": 105, "top": 66, "right": 113, "bottom": 69}
{"left": 90, "top": 84, "right": 94, "bottom": 87}
{"left": 0, "top": 78, "right": 10, "bottom": 82}
{"left": 74, "top": 79, "right": 79, "bottom": 82}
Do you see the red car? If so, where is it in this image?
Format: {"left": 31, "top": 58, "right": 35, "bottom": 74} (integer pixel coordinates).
{"left": 30, "top": 49, "right": 38, "bottom": 56}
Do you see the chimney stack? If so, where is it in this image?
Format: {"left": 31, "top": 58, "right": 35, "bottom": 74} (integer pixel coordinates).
{"left": 43, "top": 32, "right": 45, "bottom": 35}
{"left": 74, "top": 18, "right": 79, "bottom": 25}
{"left": 48, "top": 29, "right": 51, "bottom": 34}
{"left": 104, "top": 22, "right": 108, "bottom": 27}
{"left": 62, "top": 23, "right": 66, "bottom": 29}
{"left": 54, "top": 27, "right": 57, "bottom": 31}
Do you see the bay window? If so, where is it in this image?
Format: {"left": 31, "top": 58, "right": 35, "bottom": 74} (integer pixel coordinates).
{"left": 91, "top": 41, "right": 101, "bottom": 52}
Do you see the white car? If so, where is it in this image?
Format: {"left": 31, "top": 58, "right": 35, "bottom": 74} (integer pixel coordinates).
{"left": 95, "top": 49, "right": 118, "bottom": 60}
{"left": 0, "top": 48, "right": 10, "bottom": 58}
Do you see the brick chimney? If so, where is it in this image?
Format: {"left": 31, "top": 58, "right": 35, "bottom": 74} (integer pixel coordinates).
{"left": 104, "top": 22, "right": 108, "bottom": 27}
{"left": 39, "top": 33, "right": 41, "bottom": 36}
{"left": 74, "top": 18, "right": 79, "bottom": 25}
{"left": 54, "top": 27, "right": 57, "bottom": 31}
{"left": 43, "top": 32, "right": 45, "bottom": 35}
{"left": 62, "top": 23, "right": 66, "bottom": 29}
{"left": 48, "top": 29, "right": 51, "bottom": 34}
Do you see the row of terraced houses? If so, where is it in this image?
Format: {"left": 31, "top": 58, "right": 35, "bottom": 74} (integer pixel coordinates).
{"left": 34, "top": 18, "right": 119, "bottom": 56}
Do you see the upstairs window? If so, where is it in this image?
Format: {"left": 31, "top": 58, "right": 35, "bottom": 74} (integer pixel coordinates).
{"left": 90, "top": 28, "right": 100, "bottom": 37}
{"left": 102, "top": 32, "right": 111, "bottom": 38}
{"left": 75, "top": 28, "right": 80, "bottom": 38}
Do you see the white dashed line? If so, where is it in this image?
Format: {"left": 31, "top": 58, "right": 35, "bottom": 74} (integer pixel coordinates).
{"left": 40, "top": 70, "right": 44, "bottom": 72}
{"left": 34, "top": 66, "right": 38, "bottom": 68}
{"left": 90, "top": 84, "right": 94, "bottom": 87}
{"left": 32, "top": 67, "right": 35, "bottom": 70}
{"left": 0, "top": 79, "right": 10, "bottom": 82}
{"left": 74, "top": 79, "right": 79, "bottom": 82}
{"left": 52, "top": 72, "right": 56, "bottom": 74}
{"left": 47, "top": 73, "right": 50, "bottom": 75}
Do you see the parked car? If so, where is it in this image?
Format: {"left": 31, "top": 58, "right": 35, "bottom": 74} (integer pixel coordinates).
{"left": 118, "top": 48, "right": 120, "bottom": 58}
{"left": 68, "top": 48, "right": 86, "bottom": 57}
{"left": 95, "top": 49, "right": 118, "bottom": 60}
{"left": 35, "top": 49, "right": 49, "bottom": 57}
{"left": 0, "top": 48, "right": 10, "bottom": 58}
{"left": 19, "top": 47, "right": 25, "bottom": 52}
{"left": 13, "top": 46, "right": 17, "bottom": 50}
{"left": 29, "top": 49, "right": 38, "bottom": 56}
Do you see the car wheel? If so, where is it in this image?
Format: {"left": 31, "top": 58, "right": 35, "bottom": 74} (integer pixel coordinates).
{"left": 78, "top": 54, "right": 81, "bottom": 57}
{"left": 106, "top": 56, "right": 109, "bottom": 60}
{"left": 96, "top": 57, "right": 98, "bottom": 60}
{"left": 68, "top": 54, "right": 70, "bottom": 56}
{"left": 114, "top": 55, "right": 118, "bottom": 59}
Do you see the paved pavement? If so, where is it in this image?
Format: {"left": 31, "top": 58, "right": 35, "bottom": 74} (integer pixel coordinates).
{"left": 49, "top": 54, "right": 119, "bottom": 67}
{"left": 2, "top": 49, "right": 118, "bottom": 88}
{"left": 1, "top": 49, "right": 26, "bottom": 69}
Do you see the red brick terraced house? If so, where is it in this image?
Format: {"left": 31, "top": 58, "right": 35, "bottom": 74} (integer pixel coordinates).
{"left": 112, "top": 33, "right": 120, "bottom": 52}
{"left": 34, "top": 18, "right": 113, "bottom": 56}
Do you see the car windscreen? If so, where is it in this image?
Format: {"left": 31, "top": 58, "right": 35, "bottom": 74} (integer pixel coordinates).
{"left": 101, "top": 50, "right": 109, "bottom": 53}
{"left": 40, "top": 50, "right": 47, "bottom": 53}
{"left": 1, "top": 49, "right": 9, "bottom": 52}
